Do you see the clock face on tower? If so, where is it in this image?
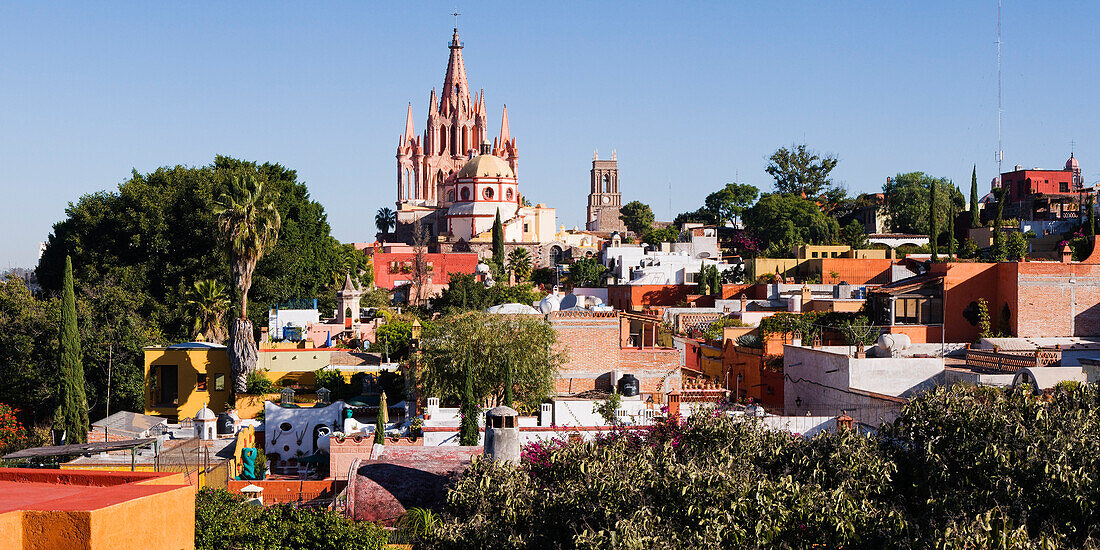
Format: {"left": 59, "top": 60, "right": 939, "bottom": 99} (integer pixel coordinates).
{"left": 602, "top": 195, "right": 611, "bottom": 204}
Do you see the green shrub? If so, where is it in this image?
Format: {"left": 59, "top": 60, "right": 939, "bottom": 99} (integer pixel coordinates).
{"left": 195, "top": 488, "right": 388, "bottom": 550}
{"left": 245, "top": 369, "right": 276, "bottom": 395}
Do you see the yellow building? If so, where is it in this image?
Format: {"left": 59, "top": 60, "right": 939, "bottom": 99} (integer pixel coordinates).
{"left": 144, "top": 342, "right": 233, "bottom": 422}
{"left": 144, "top": 343, "right": 384, "bottom": 421}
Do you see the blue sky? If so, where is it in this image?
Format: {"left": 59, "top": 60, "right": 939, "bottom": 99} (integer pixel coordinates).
{"left": 1, "top": 1, "right": 1098, "bottom": 268}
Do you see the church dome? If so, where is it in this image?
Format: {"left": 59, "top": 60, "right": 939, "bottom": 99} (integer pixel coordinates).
{"left": 1067, "top": 153, "right": 1080, "bottom": 171}
{"left": 456, "top": 153, "right": 515, "bottom": 179}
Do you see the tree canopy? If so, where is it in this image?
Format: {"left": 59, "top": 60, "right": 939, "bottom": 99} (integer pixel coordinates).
{"left": 765, "top": 143, "right": 839, "bottom": 197}
{"left": 418, "top": 312, "right": 564, "bottom": 410}
{"left": 618, "top": 201, "right": 655, "bottom": 236}
{"left": 703, "top": 183, "right": 759, "bottom": 226}
{"left": 882, "top": 172, "right": 964, "bottom": 235}
{"left": 425, "top": 383, "right": 1100, "bottom": 549}
{"left": 430, "top": 273, "right": 545, "bottom": 314}
{"left": 37, "top": 156, "right": 351, "bottom": 340}
{"left": 742, "top": 194, "right": 840, "bottom": 255}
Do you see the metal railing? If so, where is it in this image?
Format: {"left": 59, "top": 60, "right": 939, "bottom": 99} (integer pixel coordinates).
{"left": 964, "top": 348, "right": 1061, "bottom": 373}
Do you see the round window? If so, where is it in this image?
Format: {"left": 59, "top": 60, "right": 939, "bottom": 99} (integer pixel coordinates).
{"left": 483, "top": 187, "right": 494, "bottom": 199}
{"left": 460, "top": 186, "right": 470, "bottom": 200}
{"left": 506, "top": 188, "right": 514, "bottom": 200}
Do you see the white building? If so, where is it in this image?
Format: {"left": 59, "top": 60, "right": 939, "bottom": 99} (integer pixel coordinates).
{"left": 603, "top": 226, "right": 739, "bottom": 285}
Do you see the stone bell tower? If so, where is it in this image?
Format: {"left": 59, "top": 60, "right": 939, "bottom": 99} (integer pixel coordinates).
{"left": 586, "top": 150, "right": 626, "bottom": 233}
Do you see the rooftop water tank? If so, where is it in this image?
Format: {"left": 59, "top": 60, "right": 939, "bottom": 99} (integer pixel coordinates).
{"left": 618, "top": 374, "right": 640, "bottom": 397}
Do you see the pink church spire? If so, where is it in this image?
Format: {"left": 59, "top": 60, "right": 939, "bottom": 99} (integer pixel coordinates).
{"left": 439, "top": 28, "right": 471, "bottom": 117}
{"left": 499, "top": 104, "right": 511, "bottom": 145}
{"left": 402, "top": 102, "right": 415, "bottom": 142}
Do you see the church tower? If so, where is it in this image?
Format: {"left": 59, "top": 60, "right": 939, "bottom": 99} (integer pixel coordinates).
{"left": 397, "top": 28, "right": 516, "bottom": 208}
{"left": 586, "top": 151, "right": 625, "bottom": 232}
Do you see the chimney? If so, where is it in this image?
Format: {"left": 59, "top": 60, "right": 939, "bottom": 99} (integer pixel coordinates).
{"left": 1062, "top": 244, "right": 1073, "bottom": 264}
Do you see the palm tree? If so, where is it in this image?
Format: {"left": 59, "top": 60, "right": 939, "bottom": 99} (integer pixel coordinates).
{"left": 213, "top": 175, "right": 281, "bottom": 393}
{"left": 376, "top": 207, "right": 396, "bottom": 237}
{"left": 185, "top": 280, "right": 230, "bottom": 344}
{"left": 507, "top": 248, "right": 532, "bottom": 282}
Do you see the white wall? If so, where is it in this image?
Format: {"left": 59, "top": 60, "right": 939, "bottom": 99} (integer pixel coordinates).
{"left": 269, "top": 308, "right": 320, "bottom": 339}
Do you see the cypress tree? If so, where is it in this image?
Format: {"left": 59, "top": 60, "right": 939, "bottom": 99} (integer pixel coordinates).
{"left": 504, "top": 353, "right": 514, "bottom": 408}
{"left": 970, "top": 165, "right": 980, "bottom": 228}
{"left": 459, "top": 360, "right": 479, "bottom": 446}
{"left": 492, "top": 210, "right": 504, "bottom": 266}
{"left": 929, "top": 180, "right": 939, "bottom": 262}
{"left": 53, "top": 255, "right": 89, "bottom": 444}
{"left": 947, "top": 203, "right": 956, "bottom": 260}
{"left": 1088, "top": 195, "right": 1096, "bottom": 237}
{"left": 374, "top": 405, "right": 385, "bottom": 445}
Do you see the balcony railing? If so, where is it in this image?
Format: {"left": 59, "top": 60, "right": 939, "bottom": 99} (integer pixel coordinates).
{"left": 964, "top": 348, "right": 1061, "bottom": 373}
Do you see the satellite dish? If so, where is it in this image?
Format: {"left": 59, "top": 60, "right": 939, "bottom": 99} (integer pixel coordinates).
{"left": 560, "top": 295, "right": 580, "bottom": 310}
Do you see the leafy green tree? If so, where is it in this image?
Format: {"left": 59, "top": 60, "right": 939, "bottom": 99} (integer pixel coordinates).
{"left": 375, "top": 207, "right": 396, "bottom": 236}
{"left": 765, "top": 143, "right": 839, "bottom": 197}
{"left": 430, "top": 273, "right": 544, "bottom": 314}
{"left": 367, "top": 320, "right": 414, "bottom": 362}
{"left": 506, "top": 248, "right": 532, "bottom": 282}
{"left": 37, "top": 156, "right": 347, "bottom": 341}
{"left": 34, "top": 157, "right": 349, "bottom": 418}
{"left": 0, "top": 277, "right": 58, "bottom": 425}
{"left": 567, "top": 258, "right": 607, "bottom": 288}
{"left": 671, "top": 208, "right": 717, "bottom": 229}
{"left": 184, "top": 280, "right": 230, "bottom": 344}
{"left": 491, "top": 211, "right": 504, "bottom": 266}
{"left": 619, "top": 201, "right": 655, "bottom": 236}
{"left": 959, "top": 238, "right": 980, "bottom": 259}
{"left": 53, "top": 256, "right": 89, "bottom": 444}
{"left": 641, "top": 226, "right": 679, "bottom": 248}
{"left": 419, "top": 312, "right": 564, "bottom": 410}
{"left": 882, "top": 172, "right": 963, "bottom": 235}
{"left": 841, "top": 219, "right": 869, "bottom": 249}
{"left": 1007, "top": 231, "right": 1027, "bottom": 261}
{"left": 742, "top": 194, "right": 840, "bottom": 255}
{"left": 214, "top": 175, "right": 282, "bottom": 394}
{"left": 969, "top": 165, "right": 980, "bottom": 228}
{"left": 703, "top": 183, "right": 759, "bottom": 226}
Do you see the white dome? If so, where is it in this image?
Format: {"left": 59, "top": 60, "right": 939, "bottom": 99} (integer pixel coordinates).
{"left": 195, "top": 404, "right": 216, "bottom": 421}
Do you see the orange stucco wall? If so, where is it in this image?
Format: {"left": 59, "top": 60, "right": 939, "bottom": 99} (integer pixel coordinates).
{"left": 0, "top": 469, "right": 193, "bottom": 550}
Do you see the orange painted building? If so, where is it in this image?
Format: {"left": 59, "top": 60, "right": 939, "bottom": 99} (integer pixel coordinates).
{"left": 872, "top": 245, "right": 1100, "bottom": 343}
{"left": 0, "top": 469, "right": 193, "bottom": 550}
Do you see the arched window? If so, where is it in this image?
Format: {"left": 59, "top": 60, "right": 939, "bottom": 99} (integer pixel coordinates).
{"left": 460, "top": 186, "right": 470, "bottom": 200}
{"left": 505, "top": 187, "right": 514, "bottom": 201}
{"left": 550, "top": 246, "right": 563, "bottom": 265}
{"left": 604, "top": 173, "right": 611, "bottom": 193}
{"left": 439, "top": 126, "right": 447, "bottom": 152}
{"left": 451, "top": 126, "right": 458, "bottom": 155}
{"left": 447, "top": 189, "right": 455, "bottom": 202}
{"left": 462, "top": 126, "right": 468, "bottom": 153}
{"left": 483, "top": 187, "right": 494, "bottom": 199}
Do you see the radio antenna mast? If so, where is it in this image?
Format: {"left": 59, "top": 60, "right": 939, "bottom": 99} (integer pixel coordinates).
{"left": 996, "top": 0, "right": 1003, "bottom": 184}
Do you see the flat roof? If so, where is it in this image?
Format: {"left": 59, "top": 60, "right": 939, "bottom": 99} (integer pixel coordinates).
{"left": 0, "top": 469, "right": 188, "bottom": 513}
